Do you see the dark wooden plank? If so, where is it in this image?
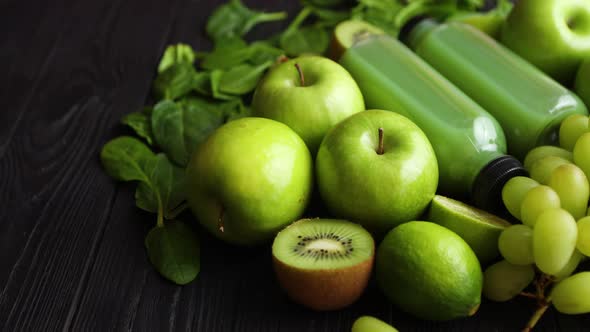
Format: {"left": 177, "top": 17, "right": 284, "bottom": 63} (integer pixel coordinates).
{"left": 0, "top": 0, "right": 183, "bottom": 330}
{"left": 70, "top": 1, "right": 299, "bottom": 331}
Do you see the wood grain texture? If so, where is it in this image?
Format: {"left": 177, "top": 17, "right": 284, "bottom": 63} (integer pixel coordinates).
{"left": 0, "top": 0, "right": 589, "bottom": 331}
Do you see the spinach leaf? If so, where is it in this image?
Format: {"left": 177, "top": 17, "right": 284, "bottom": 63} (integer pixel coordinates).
{"left": 135, "top": 153, "right": 187, "bottom": 220}
{"left": 100, "top": 136, "right": 155, "bottom": 182}
{"left": 209, "top": 70, "right": 236, "bottom": 100}
{"left": 304, "top": 3, "right": 351, "bottom": 28}
{"left": 151, "top": 99, "right": 224, "bottom": 167}
{"left": 219, "top": 61, "right": 272, "bottom": 95}
{"left": 280, "top": 25, "right": 330, "bottom": 56}
{"left": 153, "top": 62, "right": 199, "bottom": 100}
{"left": 279, "top": 7, "right": 330, "bottom": 56}
{"left": 248, "top": 41, "right": 284, "bottom": 65}
{"left": 193, "top": 72, "right": 211, "bottom": 96}
{"left": 157, "top": 43, "right": 196, "bottom": 73}
{"left": 145, "top": 221, "right": 200, "bottom": 285}
{"left": 121, "top": 112, "right": 154, "bottom": 145}
{"left": 226, "top": 102, "right": 251, "bottom": 122}
{"left": 206, "top": 0, "right": 287, "bottom": 40}
{"left": 394, "top": 1, "right": 458, "bottom": 30}
{"left": 351, "top": 0, "right": 404, "bottom": 35}
{"left": 200, "top": 37, "right": 253, "bottom": 70}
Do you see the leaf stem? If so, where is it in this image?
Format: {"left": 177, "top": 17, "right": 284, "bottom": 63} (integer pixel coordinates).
{"left": 157, "top": 196, "right": 165, "bottom": 228}
{"left": 377, "top": 128, "right": 385, "bottom": 155}
{"left": 294, "top": 63, "right": 305, "bottom": 87}
{"left": 166, "top": 201, "right": 188, "bottom": 220}
{"left": 256, "top": 11, "right": 288, "bottom": 24}
{"left": 283, "top": 7, "right": 312, "bottom": 36}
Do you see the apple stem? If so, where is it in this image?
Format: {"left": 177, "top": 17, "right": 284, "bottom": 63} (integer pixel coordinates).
{"left": 377, "top": 127, "right": 384, "bottom": 155}
{"left": 294, "top": 63, "right": 305, "bottom": 87}
{"left": 218, "top": 207, "right": 225, "bottom": 233}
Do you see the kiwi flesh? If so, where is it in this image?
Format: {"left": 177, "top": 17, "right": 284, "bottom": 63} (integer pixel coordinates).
{"left": 329, "top": 20, "right": 385, "bottom": 61}
{"left": 272, "top": 218, "right": 375, "bottom": 311}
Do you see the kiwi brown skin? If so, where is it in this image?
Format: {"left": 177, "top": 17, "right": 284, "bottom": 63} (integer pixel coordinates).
{"left": 272, "top": 250, "right": 374, "bottom": 311}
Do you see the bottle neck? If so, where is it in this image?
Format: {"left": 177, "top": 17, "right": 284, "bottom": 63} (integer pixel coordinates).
{"left": 472, "top": 155, "right": 527, "bottom": 214}
{"left": 404, "top": 18, "right": 440, "bottom": 50}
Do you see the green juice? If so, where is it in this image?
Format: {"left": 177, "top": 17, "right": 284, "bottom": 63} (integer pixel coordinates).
{"left": 408, "top": 20, "right": 589, "bottom": 160}
{"left": 338, "top": 33, "right": 525, "bottom": 210}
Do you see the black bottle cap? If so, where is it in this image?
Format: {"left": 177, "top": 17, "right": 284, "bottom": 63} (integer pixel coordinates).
{"left": 472, "top": 155, "right": 528, "bottom": 215}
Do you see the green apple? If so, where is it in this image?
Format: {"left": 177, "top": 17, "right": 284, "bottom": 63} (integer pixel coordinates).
{"left": 252, "top": 55, "right": 365, "bottom": 155}
{"left": 316, "top": 110, "right": 438, "bottom": 233}
{"left": 575, "top": 59, "right": 590, "bottom": 106}
{"left": 186, "top": 117, "right": 313, "bottom": 245}
{"left": 500, "top": 0, "right": 590, "bottom": 84}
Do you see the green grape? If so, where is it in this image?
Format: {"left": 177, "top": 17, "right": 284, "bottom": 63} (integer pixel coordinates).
{"left": 533, "top": 208, "right": 578, "bottom": 275}
{"left": 501, "top": 176, "right": 539, "bottom": 220}
{"left": 524, "top": 145, "right": 574, "bottom": 171}
{"left": 498, "top": 224, "right": 534, "bottom": 265}
{"left": 352, "top": 316, "right": 398, "bottom": 332}
{"left": 573, "top": 132, "right": 590, "bottom": 181}
{"left": 577, "top": 216, "right": 590, "bottom": 257}
{"left": 551, "top": 272, "right": 590, "bottom": 314}
{"left": 559, "top": 114, "right": 589, "bottom": 151}
{"left": 520, "top": 185, "right": 561, "bottom": 227}
{"left": 548, "top": 164, "right": 590, "bottom": 220}
{"left": 482, "top": 260, "right": 535, "bottom": 302}
{"left": 529, "top": 156, "right": 572, "bottom": 184}
{"left": 554, "top": 250, "right": 584, "bottom": 281}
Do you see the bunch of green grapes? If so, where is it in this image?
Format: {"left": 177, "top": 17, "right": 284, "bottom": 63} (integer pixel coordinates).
{"left": 483, "top": 114, "right": 590, "bottom": 315}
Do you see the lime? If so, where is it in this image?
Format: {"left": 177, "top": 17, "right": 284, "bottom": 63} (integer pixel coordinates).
{"left": 376, "top": 221, "right": 482, "bottom": 321}
{"left": 427, "top": 195, "right": 511, "bottom": 264}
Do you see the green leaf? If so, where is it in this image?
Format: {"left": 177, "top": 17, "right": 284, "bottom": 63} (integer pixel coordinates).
{"left": 280, "top": 25, "right": 330, "bottom": 56}
{"left": 209, "top": 70, "right": 236, "bottom": 100}
{"left": 219, "top": 61, "right": 272, "bottom": 95}
{"left": 248, "top": 41, "right": 284, "bottom": 65}
{"left": 304, "top": 3, "right": 351, "bottom": 28}
{"left": 351, "top": 1, "right": 404, "bottom": 36}
{"left": 121, "top": 112, "right": 154, "bottom": 145}
{"left": 151, "top": 99, "right": 224, "bottom": 166}
{"left": 157, "top": 43, "right": 196, "bottom": 73}
{"left": 200, "top": 37, "right": 253, "bottom": 70}
{"left": 153, "top": 62, "right": 198, "bottom": 100}
{"left": 135, "top": 153, "right": 186, "bottom": 219}
{"left": 100, "top": 136, "right": 155, "bottom": 182}
{"left": 206, "top": 0, "right": 287, "bottom": 40}
{"left": 394, "top": 1, "right": 458, "bottom": 30}
{"left": 145, "top": 221, "right": 200, "bottom": 285}
{"left": 227, "top": 102, "right": 251, "bottom": 122}
{"left": 193, "top": 72, "right": 211, "bottom": 96}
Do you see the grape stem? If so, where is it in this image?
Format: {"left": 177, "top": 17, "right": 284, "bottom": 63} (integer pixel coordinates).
{"left": 519, "top": 292, "right": 537, "bottom": 300}
{"left": 521, "top": 273, "right": 554, "bottom": 332}
{"left": 522, "top": 296, "right": 552, "bottom": 332}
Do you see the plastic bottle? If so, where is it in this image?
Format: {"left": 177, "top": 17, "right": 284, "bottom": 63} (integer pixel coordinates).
{"left": 335, "top": 21, "right": 526, "bottom": 212}
{"left": 407, "top": 19, "right": 589, "bottom": 160}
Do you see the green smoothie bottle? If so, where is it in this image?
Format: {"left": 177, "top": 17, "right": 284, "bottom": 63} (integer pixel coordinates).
{"left": 335, "top": 20, "right": 526, "bottom": 212}
{"left": 407, "top": 19, "right": 589, "bottom": 160}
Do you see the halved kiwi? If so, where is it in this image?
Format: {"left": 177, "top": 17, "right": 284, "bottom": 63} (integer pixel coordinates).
{"left": 329, "top": 20, "right": 385, "bottom": 60}
{"left": 272, "top": 218, "right": 375, "bottom": 311}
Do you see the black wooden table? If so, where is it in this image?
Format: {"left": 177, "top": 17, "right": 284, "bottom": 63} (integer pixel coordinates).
{"left": 1, "top": 0, "right": 589, "bottom": 331}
